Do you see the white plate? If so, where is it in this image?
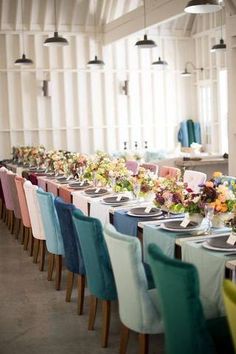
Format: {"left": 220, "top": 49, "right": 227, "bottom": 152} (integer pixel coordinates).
{"left": 202, "top": 242, "right": 236, "bottom": 252}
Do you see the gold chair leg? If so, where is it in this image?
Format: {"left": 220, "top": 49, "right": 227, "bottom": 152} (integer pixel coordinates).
{"left": 88, "top": 295, "right": 98, "bottom": 330}
{"left": 138, "top": 333, "right": 149, "bottom": 354}
{"left": 55, "top": 255, "right": 62, "bottom": 290}
{"left": 77, "top": 274, "right": 85, "bottom": 315}
{"left": 47, "top": 253, "right": 55, "bottom": 280}
{"left": 65, "top": 271, "right": 74, "bottom": 302}
{"left": 120, "top": 324, "right": 130, "bottom": 354}
{"left": 101, "top": 300, "right": 111, "bottom": 348}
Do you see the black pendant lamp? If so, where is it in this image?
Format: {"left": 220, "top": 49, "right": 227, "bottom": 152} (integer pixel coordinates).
{"left": 44, "top": 0, "right": 68, "bottom": 47}
{"left": 135, "top": 0, "right": 157, "bottom": 48}
{"left": 14, "top": 0, "right": 33, "bottom": 66}
{"left": 152, "top": 56, "right": 168, "bottom": 67}
{"left": 185, "top": 0, "right": 221, "bottom": 13}
{"left": 211, "top": 7, "right": 226, "bottom": 52}
{"left": 87, "top": 0, "right": 105, "bottom": 67}
{"left": 181, "top": 61, "right": 203, "bottom": 77}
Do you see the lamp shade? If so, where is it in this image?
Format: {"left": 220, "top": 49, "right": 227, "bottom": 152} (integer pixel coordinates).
{"left": 211, "top": 38, "right": 226, "bottom": 52}
{"left": 185, "top": 0, "right": 221, "bottom": 13}
{"left": 87, "top": 55, "right": 105, "bottom": 67}
{"left": 152, "top": 57, "right": 168, "bottom": 67}
{"left": 181, "top": 68, "right": 192, "bottom": 77}
{"left": 135, "top": 34, "right": 157, "bottom": 49}
{"left": 44, "top": 31, "right": 68, "bottom": 47}
{"left": 14, "top": 54, "right": 33, "bottom": 66}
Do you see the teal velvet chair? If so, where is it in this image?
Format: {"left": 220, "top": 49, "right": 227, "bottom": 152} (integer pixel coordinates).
{"left": 72, "top": 211, "right": 117, "bottom": 348}
{"left": 37, "top": 189, "right": 65, "bottom": 290}
{"left": 147, "top": 243, "right": 234, "bottom": 354}
{"left": 104, "top": 224, "right": 163, "bottom": 354}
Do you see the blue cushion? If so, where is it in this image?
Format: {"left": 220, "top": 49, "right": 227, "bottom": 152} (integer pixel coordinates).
{"left": 54, "top": 197, "right": 85, "bottom": 275}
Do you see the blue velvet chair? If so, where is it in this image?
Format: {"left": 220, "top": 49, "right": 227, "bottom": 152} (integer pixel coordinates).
{"left": 36, "top": 189, "right": 65, "bottom": 290}
{"left": 72, "top": 211, "right": 117, "bottom": 348}
{"left": 104, "top": 224, "right": 163, "bottom": 354}
{"left": 147, "top": 243, "right": 234, "bottom": 354}
{"left": 54, "top": 197, "right": 86, "bottom": 314}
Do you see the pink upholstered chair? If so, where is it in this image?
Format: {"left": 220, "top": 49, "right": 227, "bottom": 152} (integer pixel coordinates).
{"left": 159, "top": 166, "right": 181, "bottom": 180}
{"left": 140, "top": 163, "right": 158, "bottom": 175}
{"left": 7, "top": 172, "right": 22, "bottom": 237}
{"left": 37, "top": 176, "right": 47, "bottom": 191}
{"left": 0, "top": 173, "right": 5, "bottom": 220}
{"left": 0, "top": 167, "right": 15, "bottom": 233}
{"left": 15, "top": 176, "right": 33, "bottom": 254}
{"left": 58, "top": 186, "right": 72, "bottom": 204}
{"left": 24, "top": 180, "right": 46, "bottom": 271}
{"left": 183, "top": 170, "right": 207, "bottom": 193}
{"left": 125, "top": 160, "right": 139, "bottom": 175}
{"left": 47, "top": 180, "right": 58, "bottom": 196}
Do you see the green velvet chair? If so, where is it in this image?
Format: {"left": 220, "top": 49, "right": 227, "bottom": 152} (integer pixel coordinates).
{"left": 72, "top": 211, "right": 117, "bottom": 348}
{"left": 147, "top": 243, "right": 234, "bottom": 354}
{"left": 223, "top": 279, "right": 236, "bottom": 352}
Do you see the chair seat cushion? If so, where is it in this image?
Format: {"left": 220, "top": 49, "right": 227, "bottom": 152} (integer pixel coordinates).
{"left": 206, "top": 316, "right": 234, "bottom": 354}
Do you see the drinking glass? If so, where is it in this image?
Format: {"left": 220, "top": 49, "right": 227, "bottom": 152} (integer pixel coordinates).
{"left": 204, "top": 204, "right": 215, "bottom": 235}
{"left": 133, "top": 182, "right": 141, "bottom": 200}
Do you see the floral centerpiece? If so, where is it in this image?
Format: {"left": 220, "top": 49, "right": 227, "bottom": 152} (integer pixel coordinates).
{"left": 83, "top": 151, "right": 112, "bottom": 186}
{"left": 132, "top": 167, "right": 156, "bottom": 199}
{"left": 108, "top": 159, "right": 133, "bottom": 193}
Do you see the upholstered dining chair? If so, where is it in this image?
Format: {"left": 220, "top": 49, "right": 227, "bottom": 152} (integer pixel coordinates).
{"left": 37, "top": 189, "right": 65, "bottom": 290}
{"left": 72, "top": 212, "right": 117, "bottom": 348}
{"left": 0, "top": 177, "right": 5, "bottom": 220}
{"left": 23, "top": 181, "right": 47, "bottom": 271}
{"left": 125, "top": 160, "right": 139, "bottom": 175}
{"left": 47, "top": 180, "right": 58, "bottom": 196}
{"left": 15, "top": 176, "right": 32, "bottom": 251}
{"left": 147, "top": 244, "right": 234, "bottom": 354}
{"left": 104, "top": 224, "right": 163, "bottom": 354}
{"left": 140, "top": 163, "right": 158, "bottom": 175}
{"left": 7, "top": 172, "right": 22, "bottom": 237}
{"left": 58, "top": 186, "right": 72, "bottom": 203}
{"left": 0, "top": 167, "right": 15, "bottom": 233}
{"left": 223, "top": 279, "right": 236, "bottom": 352}
{"left": 54, "top": 197, "right": 86, "bottom": 314}
{"left": 159, "top": 166, "right": 180, "bottom": 179}
{"left": 183, "top": 170, "right": 207, "bottom": 193}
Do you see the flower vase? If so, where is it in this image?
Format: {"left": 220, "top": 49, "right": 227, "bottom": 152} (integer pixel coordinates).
{"left": 189, "top": 213, "right": 204, "bottom": 224}
{"left": 211, "top": 212, "right": 234, "bottom": 228}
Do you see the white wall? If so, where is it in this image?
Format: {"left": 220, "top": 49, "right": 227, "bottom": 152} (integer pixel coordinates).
{"left": 0, "top": 29, "right": 196, "bottom": 159}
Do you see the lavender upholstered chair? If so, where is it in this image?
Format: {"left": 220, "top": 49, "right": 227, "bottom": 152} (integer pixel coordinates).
{"left": 125, "top": 160, "right": 139, "bottom": 175}
{"left": 24, "top": 180, "right": 47, "bottom": 271}
{"left": 0, "top": 167, "right": 15, "bottom": 233}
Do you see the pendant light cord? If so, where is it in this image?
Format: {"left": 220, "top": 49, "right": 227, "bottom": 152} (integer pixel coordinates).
{"left": 54, "top": 0, "right": 58, "bottom": 33}
{"left": 21, "top": 0, "right": 25, "bottom": 54}
{"left": 144, "top": 0, "right": 147, "bottom": 34}
{"left": 220, "top": 5, "right": 223, "bottom": 39}
{"left": 93, "top": 0, "right": 97, "bottom": 57}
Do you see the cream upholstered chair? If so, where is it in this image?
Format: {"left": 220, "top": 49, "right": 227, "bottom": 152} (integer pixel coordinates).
{"left": 104, "top": 224, "right": 163, "bottom": 354}
{"left": 183, "top": 170, "right": 207, "bottom": 193}
{"left": 24, "top": 180, "right": 47, "bottom": 271}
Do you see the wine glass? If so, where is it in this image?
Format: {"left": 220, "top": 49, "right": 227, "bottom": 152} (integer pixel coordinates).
{"left": 133, "top": 182, "right": 141, "bottom": 200}
{"left": 204, "top": 204, "right": 215, "bottom": 235}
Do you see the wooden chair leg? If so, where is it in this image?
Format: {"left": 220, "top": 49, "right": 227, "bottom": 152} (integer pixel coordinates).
{"left": 101, "top": 300, "right": 111, "bottom": 348}
{"left": 88, "top": 295, "right": 98, "bottom": 330}
{"left": 19, "top": 222, "right": 24, "bottom": 244}
{"left": 120, "top": 324, "right": 130, "bottom": 354}
{"left": 65, "top": 271, "right": 74, "bottom": 302}
{"left": 39, "top": 240, "right": 46, "bottom": 271}
{"left": 23, "top": 227, "right": 29, "bottom": 250}
{"left": 6, "top": 210, "right": 10, "bottom": 229}
{"left": 77, "top": 274, "right": 85, "bottom": 315}
{"left": 55, "top": 255, "right": 62, "bottom": 290}
{"left": 47, "top": 253, "right": 55, "bottom": 281}
{"left": 33, "top": 239, "right": 40, "bottom": 263}
{"left": 28, "top": 229, "right": 34, "bottom": 256}
{"left": 138, "top": 333, "right": 149, "bottom": 354}
{"left": 14, "top": 218, "right": 21, "bottom": 239}
{"left": 2, "top": 204, "right": 6, "bottom": 222}
{"left": 0, "top": 198, "right": 3, "bottom": 219}
{"left": 10, "top": 212, "right": 14, "bottom": 234}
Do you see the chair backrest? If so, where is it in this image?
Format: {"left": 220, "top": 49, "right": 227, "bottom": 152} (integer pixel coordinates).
{"left": 140, "top": 163, "right": 158, "bottom": 175}
{"left": 36, "top": 189, "right": 64, "bottom": 255}
{"left": 7, "top": 172, "right": 21, "bottom": 219}
{"left": 147, "top": 243, "right": 215, "bottom": 354}
{"left": 58, "top": 186, "right": 72, "bottom": 203}
{"left": 159, "top": 166, "right": 180, "bottom": 179}
{"left": 219, "top": 176, "right": 236, "bottom": 190}
{"left": 28, "top": 173, "right": 38, "bottom": 185}
{"left": 183, "top": 170, "right": 207, "bottom": 193}
{"left": 72, "top": 211, "right": 117, "bottom": 301}
{"left": 54, "top": 197, "right": 85, "bottom": 275}
{"left": 0, "top": 167, "right": 14, "bottom": 211}
{"left": 47, "top": 180, "right": 58, "bottom": 196}
{"left": 223, "top": 279, "right": 236, "bottom": 351}
{"left": 125, "top": 160, "right": 139, "bottom": 175}
{"left": 23, "top": 180, "right": 45, "bottom": 240}
{"left": 15, "top": 176, "right": 31, "bottom": 228}
{"left": 104, "top": 224, "right": 162, "bottom": 334}
{"left": 37, "top": 177, "right": 47, "bottom": 191}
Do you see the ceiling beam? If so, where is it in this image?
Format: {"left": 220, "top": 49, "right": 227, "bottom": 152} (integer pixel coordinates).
{"left": 103, "top": 0, "right": 187, "bottom": 45}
